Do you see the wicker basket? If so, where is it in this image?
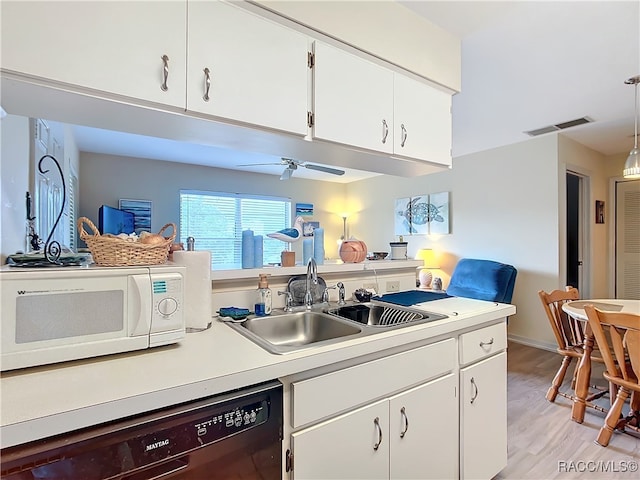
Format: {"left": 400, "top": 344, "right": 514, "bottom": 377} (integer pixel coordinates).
{"left": 78, "top": 217, "right": 176, "bottom": 267}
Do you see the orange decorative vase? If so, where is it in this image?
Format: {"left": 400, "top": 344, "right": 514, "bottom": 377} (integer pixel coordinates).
{"left": 339, "top": 238, "right": 367, "bottom": 263}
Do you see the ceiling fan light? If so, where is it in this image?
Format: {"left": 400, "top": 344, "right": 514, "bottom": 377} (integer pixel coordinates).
{"left": 623, "top": 146, "right": 640, "bottom": 179}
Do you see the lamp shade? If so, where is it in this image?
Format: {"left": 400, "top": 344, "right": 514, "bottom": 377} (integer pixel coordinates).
{"left": 623, "top": 147, "right": 640, "bottom": 179}
{"left": 415, "top": 248, "right": 438, "bottom": 268}
{"left": 624, "top": 75, "right": 640, "bottom": 179}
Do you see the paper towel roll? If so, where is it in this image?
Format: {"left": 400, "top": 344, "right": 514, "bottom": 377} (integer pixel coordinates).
{"left": 241, "top": 230, "right": 254, "bottom": 269}
{"left": 254, "top": 235, "right": 263, "bottom": 268}
{"left": 313, "top": 228, "right": 325, "bottom": 265}
{"left": 172, "top": 250, "right": 212, "bottom": 331}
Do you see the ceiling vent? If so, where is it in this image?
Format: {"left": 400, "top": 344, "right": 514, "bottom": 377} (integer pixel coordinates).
{"left": 524, "top": 116, "right": 593, "bottom": 136}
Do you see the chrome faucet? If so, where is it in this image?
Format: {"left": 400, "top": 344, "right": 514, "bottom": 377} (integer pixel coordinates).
{"left": 305, "top": 257, "right": 318, "bottom": 310}
{"left": 323, "top": 282, "right": 347, "bottom": 305}
{"left": 337, "top": 282, "right": 347, "bottom": 305}
{"left": 278, "top": 290, "right": 294, "bottom": 312}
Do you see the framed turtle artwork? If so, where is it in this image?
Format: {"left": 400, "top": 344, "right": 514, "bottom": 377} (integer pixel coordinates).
{"left": 395, "top": 197, "right": 415, "bottom": 235}
{"left": 394, "top": 192, "right": 450, "bottom": 236}
{"left": 427, "top": 191, "right": 450, "bottom": 235}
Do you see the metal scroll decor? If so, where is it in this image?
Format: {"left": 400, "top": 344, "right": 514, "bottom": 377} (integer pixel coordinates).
{"left": 39, "top": 155, "right": 66, "bottom": 264}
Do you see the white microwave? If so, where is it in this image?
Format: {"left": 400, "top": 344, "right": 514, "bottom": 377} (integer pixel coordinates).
{"left": 0, "top": 264, "right": 186, "bottom": 371}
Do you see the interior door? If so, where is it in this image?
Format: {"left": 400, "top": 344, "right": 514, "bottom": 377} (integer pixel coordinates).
{"left": 615, "top": 179, "right": 640, "bottom": 299}
{"left": 566, "top": 172, "right": 585, "bottom": 292}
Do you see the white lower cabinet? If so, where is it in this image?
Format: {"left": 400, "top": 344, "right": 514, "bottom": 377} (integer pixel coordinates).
{"left": 291, "top": 399, "right": 389, "bottom": 480}
{"left": 460, "top": 352, "right": 507, "bottom": 480}
{"left": 284, "top": 320, "right": 509, "bottom": 480}
{"left": 291, "top": 374, "right": 457, "bottom": 480}
{"left": 389, "top": 374, "right": 458, "bottom": 479}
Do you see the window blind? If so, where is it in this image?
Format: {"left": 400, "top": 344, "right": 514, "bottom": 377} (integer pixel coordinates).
{"left": 179, "top": 190, "right": 291, "bottom": 269}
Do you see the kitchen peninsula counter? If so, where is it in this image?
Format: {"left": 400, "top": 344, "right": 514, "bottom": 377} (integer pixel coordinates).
{"left": 0, "top": 297, "right": 514, "bottom": 449}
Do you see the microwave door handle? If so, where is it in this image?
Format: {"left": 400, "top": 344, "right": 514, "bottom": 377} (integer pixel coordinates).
{"left": 129, "top": 275, "right": 152, "bottom": 336}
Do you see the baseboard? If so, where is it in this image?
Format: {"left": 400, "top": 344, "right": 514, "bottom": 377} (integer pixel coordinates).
{"left": 507, "top": 334, "right": 556, "bottom": 353}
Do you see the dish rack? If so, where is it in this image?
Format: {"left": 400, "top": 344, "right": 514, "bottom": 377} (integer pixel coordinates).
{"left": 78, "top": 217, "right": 175, "bottom": 266}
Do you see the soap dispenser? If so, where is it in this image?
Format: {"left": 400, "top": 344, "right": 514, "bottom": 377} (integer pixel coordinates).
{"left": 255, "top": 274, "right": 272, "bottom": 316}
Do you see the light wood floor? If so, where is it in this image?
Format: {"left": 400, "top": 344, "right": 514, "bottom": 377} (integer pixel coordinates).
{"left": 496, "top": 342, "right": 639, "bottom": 479}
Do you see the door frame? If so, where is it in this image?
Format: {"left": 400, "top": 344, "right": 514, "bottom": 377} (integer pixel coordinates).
{"left": 564, "top": 166, "right": 591, "bottom": 297}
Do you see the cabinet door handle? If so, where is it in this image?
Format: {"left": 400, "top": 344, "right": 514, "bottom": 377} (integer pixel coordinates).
{"left": 203, "top": 67, "right": 211, "bottom": 102}
{"left": 161, "top": 54, "right": 170, "bottom": 92}
{"left": 400, "top": 406, "right": 409, "bottom": 438}
{"left": 400, "top": 124, "right": 408, "bottom": 147}
{"left": 479, "top": 338, "right": 494, "bottom": 348}
{"left": 373, "top": 416, "right": 383, "bottom": 450}
{"left": 382, "top": 119, "right": 389, "bottom": 144}
{"left": 470, "top": 377, "right": 479, "bottom": 404}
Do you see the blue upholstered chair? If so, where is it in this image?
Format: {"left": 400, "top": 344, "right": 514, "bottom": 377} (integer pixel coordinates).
{"left": 446, "top": 258, "right": 517, "bottom": 303}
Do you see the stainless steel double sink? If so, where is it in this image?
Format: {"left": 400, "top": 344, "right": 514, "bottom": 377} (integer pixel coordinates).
{"left": 225, "top": 302, "right": 448, "bottom": 354}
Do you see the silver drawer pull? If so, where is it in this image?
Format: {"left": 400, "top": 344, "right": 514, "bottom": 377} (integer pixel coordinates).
{"left": 400, "top": 407, "right": 409, "bottom": 438}
{"left": 479, "top": 338, "right": 494, "bottom": 347}
{"left": 203, "top": 67, "right": 211, "bottom": 101}
{"left": 470, "top": 377, "right": 479, "bottom": 404}
{"left": 161, "top": 54, "right": 169, "bottom": 92}
{"left": 373, "top": 416, "right": 383, "bottom": 450}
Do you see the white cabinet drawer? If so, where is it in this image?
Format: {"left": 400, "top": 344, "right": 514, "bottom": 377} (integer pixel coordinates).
{"left": 292, "top": 338, "right": 455, "bottom": 428}
{"left": 459, "top": 322, "right": 507, "bottom": 366}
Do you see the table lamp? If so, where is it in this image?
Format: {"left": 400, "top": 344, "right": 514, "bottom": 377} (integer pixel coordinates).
{"left": 416, "top": 249, "right": 439, "bottom": 289}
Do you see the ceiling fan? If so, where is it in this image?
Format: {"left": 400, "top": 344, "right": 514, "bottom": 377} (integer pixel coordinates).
{"left": 238, "top": 157, "right": 345, "bottom": 180}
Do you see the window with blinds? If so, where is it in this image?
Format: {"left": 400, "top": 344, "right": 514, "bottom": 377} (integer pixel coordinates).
{"left": 179, "top": 190, "right": 291, "bottom": 269}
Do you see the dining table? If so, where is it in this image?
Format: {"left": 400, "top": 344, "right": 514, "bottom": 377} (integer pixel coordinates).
{"left": 562, "top": 298, "right": 640, "bottom": 423}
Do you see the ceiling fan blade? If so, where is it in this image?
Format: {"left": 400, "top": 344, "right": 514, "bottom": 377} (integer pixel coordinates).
{"left": 280, "top": 167, "right": 294, "bottom": 180}
{"left": 237, "top": 162, "right": 283, "bottom": 167}
{"left": 303, "top": 163, "right": 345, "bottom": 176}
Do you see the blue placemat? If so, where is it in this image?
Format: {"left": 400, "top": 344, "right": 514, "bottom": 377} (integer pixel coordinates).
{"left": 374, "top": 290, "right": 451, "bottom": 306}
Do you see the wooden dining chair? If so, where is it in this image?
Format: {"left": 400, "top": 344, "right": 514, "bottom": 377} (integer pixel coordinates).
{"left": 584, "top": 305, "right": 640, "bottom": 447}
{"left": 538, "top": 287, "right": 607, "bottom": 404}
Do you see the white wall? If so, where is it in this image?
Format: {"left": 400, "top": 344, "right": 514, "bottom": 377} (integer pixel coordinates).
{"left": 348, "top": 135, "right": 562, "bottom": 348}
{"left": 558, "top": 135, "right": 609, "bottom": 298}
{"left": 0, "top": 114, "right": 30, "bottom": 263}
{"left": 78, "top": 153, "right": 348, "bottom": 261}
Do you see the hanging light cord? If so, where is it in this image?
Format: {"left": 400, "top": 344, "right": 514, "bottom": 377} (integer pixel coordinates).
{"left": 634, "top": 80, "right": 638, "bottom": 150}
{"left": 625, "top": 75, "right": 640, "bottom": 148}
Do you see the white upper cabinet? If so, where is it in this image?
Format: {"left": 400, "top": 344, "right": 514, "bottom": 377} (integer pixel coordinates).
{"left": 187, "top": 1, "right": 308, "bottom": 135}
{"left": 312, "top": 41, "right": 394, "bottom": 154}
{"left": 394, "top": 74, "right": 452, "bottom": 166}
{"left": 1, "top": 1, "right": 187, "bottom": 108}
{"left": 312, "top": 41, "right": 451, "bottom": 165}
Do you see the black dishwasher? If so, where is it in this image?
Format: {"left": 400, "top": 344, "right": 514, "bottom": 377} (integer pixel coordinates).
{"left": 1, "top": 381, "right": 283, "bottom": 480}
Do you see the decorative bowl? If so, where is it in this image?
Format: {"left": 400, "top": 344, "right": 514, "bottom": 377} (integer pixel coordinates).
{"left": 367, "top": 251, "right": 388, "bottom": 260}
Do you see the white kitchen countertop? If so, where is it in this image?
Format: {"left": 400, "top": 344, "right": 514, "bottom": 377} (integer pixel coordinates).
{"left": 211, "top": 259, "right": 422, "bottom": 281}
{"left": 0, "top": 297, "right": 515, "bottom": 449}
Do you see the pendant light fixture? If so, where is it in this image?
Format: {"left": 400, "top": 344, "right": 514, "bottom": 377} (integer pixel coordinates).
{"left": 624, "top": 75, "right": 640, "bottom": 179}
